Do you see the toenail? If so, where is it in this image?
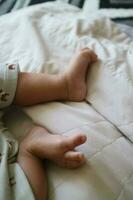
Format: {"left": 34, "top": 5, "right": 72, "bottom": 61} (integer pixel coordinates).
{"left": 80, "top": 135, "right": 87, "bottom": 143}
{"left": 77, "top": 153, "right": 84, "bottom": 161}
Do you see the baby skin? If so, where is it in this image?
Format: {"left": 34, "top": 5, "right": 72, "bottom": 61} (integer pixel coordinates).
{"left": 16, "top": 48, "right": 97, "bottom": 200}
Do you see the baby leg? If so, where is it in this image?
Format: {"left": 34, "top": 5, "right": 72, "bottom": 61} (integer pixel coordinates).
{"left": 17, "top": 126, "right": 87, "bottom": 200}
{"left": 14, "top": 48, "right": 97, "bottom": 106}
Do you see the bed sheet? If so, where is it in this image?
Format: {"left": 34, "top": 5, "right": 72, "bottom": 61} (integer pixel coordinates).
{"left": 1, "top": 2, "right": 133, "bottom": 200}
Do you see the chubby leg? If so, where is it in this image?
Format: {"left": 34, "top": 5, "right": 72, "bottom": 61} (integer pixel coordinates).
{"left": 17, "top": 149, "right": 47, "bottom": 200}
{"left": 14, "top": 48, "right": 97, "bottom": 106}
{"left": 17, "top": 126, "right": 87, "bottom": 200}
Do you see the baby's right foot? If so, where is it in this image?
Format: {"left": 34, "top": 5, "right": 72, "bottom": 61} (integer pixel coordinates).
{"left": 19, "top": 126, "right": 87, "bottom": 168}
{"left": 64, "top": 48, "right": 97, "bottom": 101}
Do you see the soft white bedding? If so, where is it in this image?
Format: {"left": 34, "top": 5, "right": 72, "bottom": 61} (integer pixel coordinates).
{"left": 1, "top": 2, "right": 133, "bottom": 200}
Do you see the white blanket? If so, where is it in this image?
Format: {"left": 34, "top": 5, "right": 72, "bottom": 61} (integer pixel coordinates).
{"left": 1, "top": 2, "right": 133, "bottom": 200}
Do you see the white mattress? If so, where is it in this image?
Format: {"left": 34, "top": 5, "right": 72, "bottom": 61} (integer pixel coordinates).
{"left": 1, "top": 2, "right": 133, "bottom": 200}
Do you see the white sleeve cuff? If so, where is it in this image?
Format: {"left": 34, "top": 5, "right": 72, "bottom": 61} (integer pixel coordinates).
{"left": 0, "top": 63, "right": 20, "bottom": 109}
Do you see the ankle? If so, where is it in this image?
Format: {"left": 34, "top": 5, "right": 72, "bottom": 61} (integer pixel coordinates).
{"left": 18, "top": 126, "right": 42, "bottom": 156}
{"left": 57, "top": 73, "right": 69, "bottom": 100}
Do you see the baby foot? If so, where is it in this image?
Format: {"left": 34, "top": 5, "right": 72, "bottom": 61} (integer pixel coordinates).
{"left": 19, "top": 126, "right": 87, "bottom": 168}
{"left": 65, "top": 48, "right": 97, "bottom": 101}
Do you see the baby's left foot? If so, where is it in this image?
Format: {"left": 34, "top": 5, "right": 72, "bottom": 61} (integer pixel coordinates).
{"left": 65, "top": 48, "right": 97, "bottom": 101}
{"left": 19, "top": 126, "right": 87, "bottom": 168}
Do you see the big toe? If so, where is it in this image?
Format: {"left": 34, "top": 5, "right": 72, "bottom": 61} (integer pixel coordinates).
{"left": 91, "top": 51, "right": 98, "bottom": 62}
{"left": 63, "top": 134, "right": 87, "bottom": 151}
{"left": 81, "top": 48, "right": 98, "bottom": 63}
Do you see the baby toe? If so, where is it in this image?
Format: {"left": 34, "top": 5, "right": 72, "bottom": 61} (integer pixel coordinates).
{"left": 64, "top": 151, "right": 86, "bottom": 168}
{"left": 63, "top": 134, "right": 87, "bottom": 151}
{"left": 91, "top": 52, "right": 98, "bottom": 62}
{"left": 64, "top": 151, "right": 85, "bottom": 162}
